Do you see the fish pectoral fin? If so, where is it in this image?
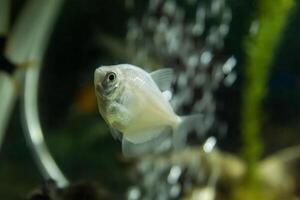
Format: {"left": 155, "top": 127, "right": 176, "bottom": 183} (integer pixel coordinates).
{"left": 109, "top": 127, "right": 123, "bottom": 141}
{"left": 124, "top": 126, "right": 171, "bottom": 144}
{"left": 150, "top": 68, "right": 174, "bottom": 91}
{"left": 122, "top": 129, "right": 172, "bottom": 157}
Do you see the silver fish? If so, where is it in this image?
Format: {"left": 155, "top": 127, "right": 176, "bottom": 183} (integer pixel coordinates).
{"left": 94, "top": 64, "right": 201, "bottom": 156}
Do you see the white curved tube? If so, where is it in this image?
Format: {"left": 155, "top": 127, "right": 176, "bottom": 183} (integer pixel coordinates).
{"left": 22, "top": 66, "right": 69, "bottom": 188}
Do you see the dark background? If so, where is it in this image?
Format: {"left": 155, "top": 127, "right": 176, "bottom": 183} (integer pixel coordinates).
{"left": 0, "top": 0, "right": 299, "bottom": 199}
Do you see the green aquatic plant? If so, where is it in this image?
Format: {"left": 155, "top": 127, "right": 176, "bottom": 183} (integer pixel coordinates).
{"left": 240, "top": 0, "right": 294, "bottom": 198}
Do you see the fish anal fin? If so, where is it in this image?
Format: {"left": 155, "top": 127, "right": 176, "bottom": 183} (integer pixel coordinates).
{"left": 122, "top": 129, "right": 172, "bottom": 157}
{"left": 124, "top": 126, "right": 171, "bottom": 144}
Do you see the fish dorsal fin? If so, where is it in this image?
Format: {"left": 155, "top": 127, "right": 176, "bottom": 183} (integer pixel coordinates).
{"left": 150, "top": 68, "right": 174, "bottom": 91}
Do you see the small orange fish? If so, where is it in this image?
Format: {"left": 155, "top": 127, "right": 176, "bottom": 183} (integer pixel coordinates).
{"left": 75, "top": 84, "right": 98, "bottom": 113}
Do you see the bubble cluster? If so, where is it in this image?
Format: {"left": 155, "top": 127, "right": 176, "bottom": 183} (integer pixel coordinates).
{"left": 127, "top": 147, "right": 217, "bottom": 200}
{"left": 127, "top": 0, "right": 235, "bottom": 142}
{"left": 126, "top": 0, "right": 235, "bottom": 198}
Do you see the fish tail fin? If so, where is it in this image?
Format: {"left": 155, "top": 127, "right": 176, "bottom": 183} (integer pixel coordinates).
{"left": 172, "top": 114, "right": 203, "bottom": 150}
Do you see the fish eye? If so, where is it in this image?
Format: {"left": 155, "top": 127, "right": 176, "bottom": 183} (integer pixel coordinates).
{"left": 107, "top": 72, "right": 116, "bottom": 82}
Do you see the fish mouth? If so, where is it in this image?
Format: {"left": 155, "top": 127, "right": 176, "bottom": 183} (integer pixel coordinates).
{"left": 95, "top": 83, "right": 103, "bottom": 95}
{"left": 94, "top": 67, "right": 106, "bottom": 84}
{"left": 94, "top": 67, "right": 106, "bottom": 95}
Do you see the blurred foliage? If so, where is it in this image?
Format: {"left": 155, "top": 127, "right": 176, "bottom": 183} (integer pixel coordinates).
{"left": 240, "top": 0, "right": 295, "bottom": 199}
